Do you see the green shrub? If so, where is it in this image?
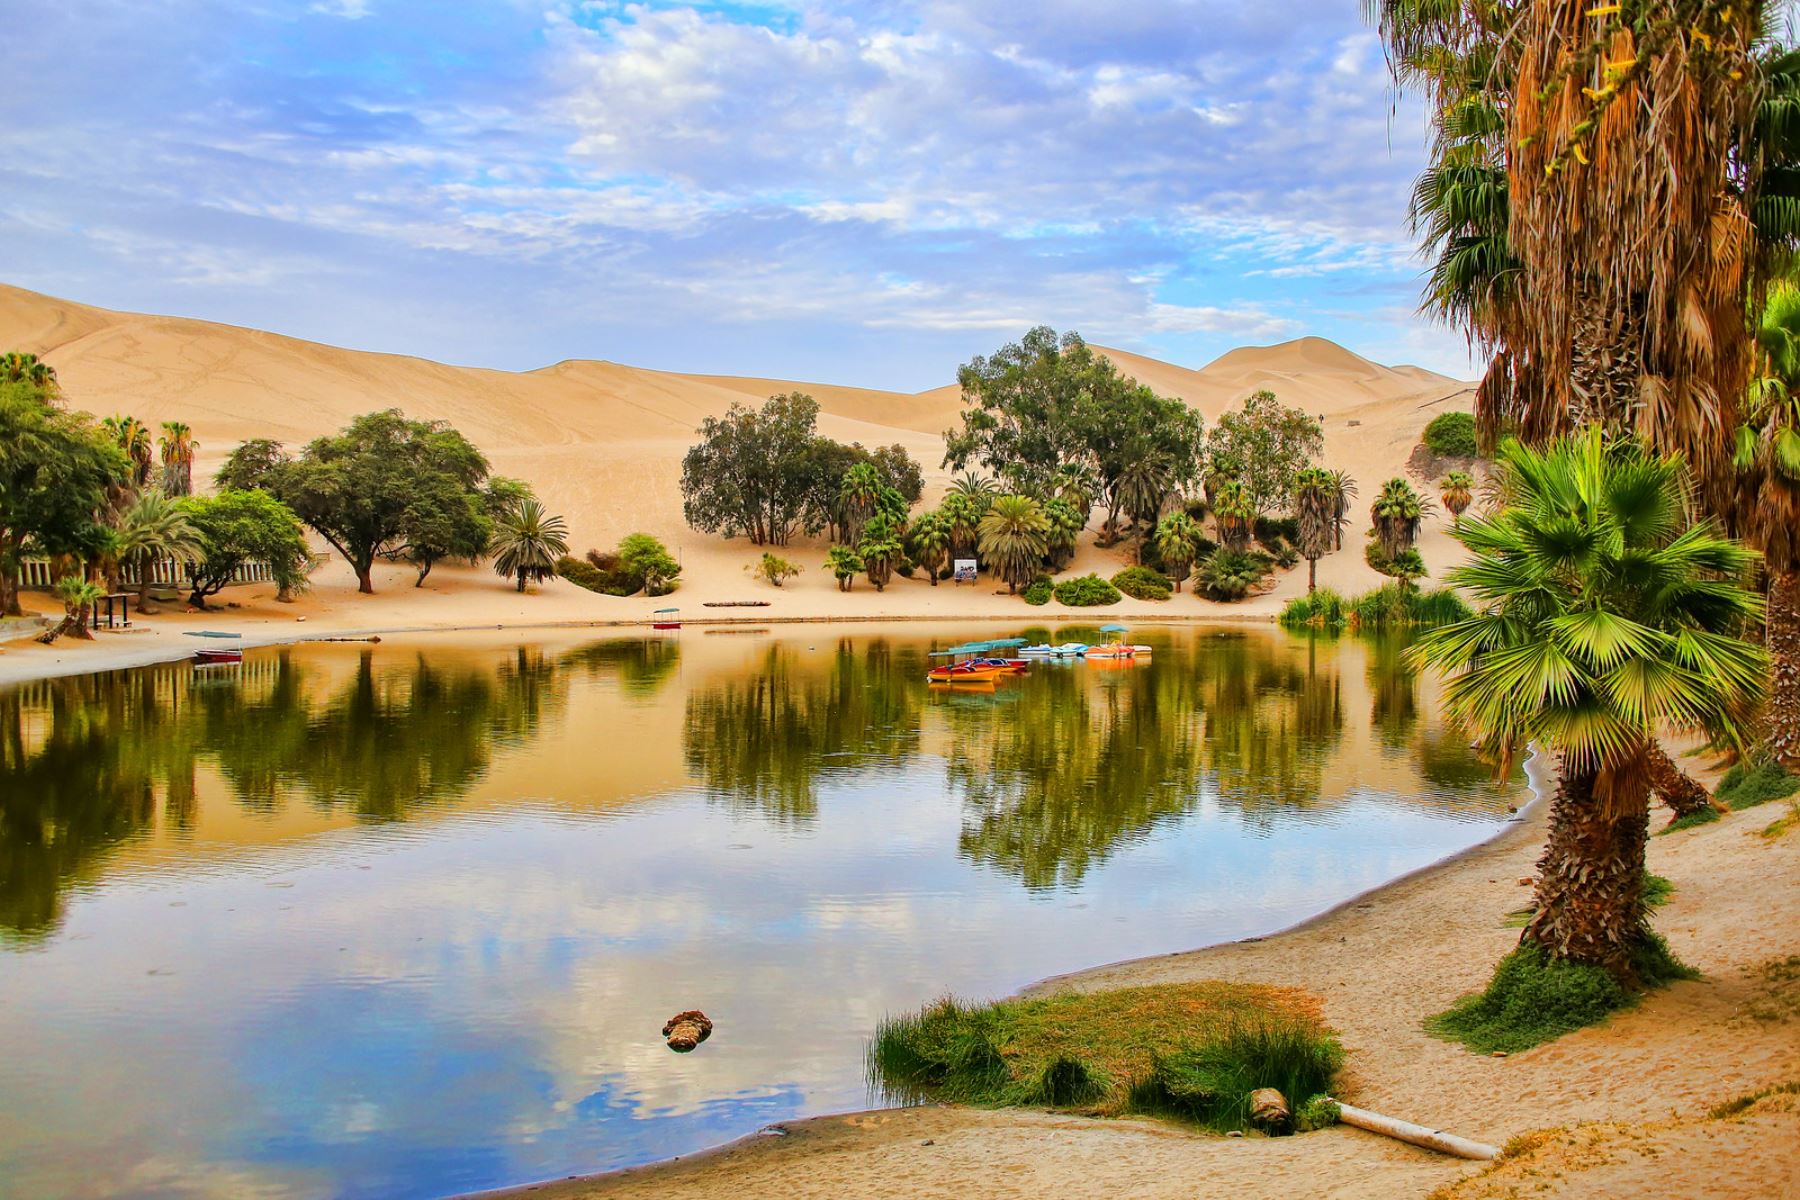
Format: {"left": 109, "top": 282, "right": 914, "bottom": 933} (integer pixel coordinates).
{"left": 1294, "top": 1094, "right": 1342, "bottom": 1133}
{"left": 1279, "top": 589, "right": 1349, "bottom": 630}
{"left": 1427, "top": 938, "right": 1695, "bottom": 1054}
{"left": 1660, "top": 806, "right": 1723, "bottom": 834}
{"left": 1196, "top": 549, "right": 1269, "bottom": 601}
{"left": 1022, "top": 576, "right": 1053, "bottom": 606}
{"left": 1192, "top": 534, "right": 1219, "bottom": 561}
{"left": 558, "top": 554, "right": 638, "bottom": 595}
{"left": 1716, "top": 760, "right": 1800, "bottom": 811}
{"left": 1423, "top": 411, "right": 1479, "bottom": 458}
{"left": 1126, "top": 1019, "right": 1343, "bottom": 1133}
{"left": 1255, "top": 515, "right": 1301, "bottom": 544}
{"left": 1111, "top": 565, "right": 1172, "bottom": 601}
{"left": 1054, "top": 574, "right": 1121, "bottom": 606}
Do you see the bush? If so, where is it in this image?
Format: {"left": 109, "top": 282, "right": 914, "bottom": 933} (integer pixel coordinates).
{"left": 1111, "top": 565, "right": 1172, "bottom": 601}
{"left": 867, "top": 982, "right": 1340, "bottom": 1131}
{"left": 1294, "top": 1094, "right": 1341, "bottom": 1133}
{"left": 1427, "top": 938, "right": 1694, "bottom": 1054}
{"left": 1054, "top": 574, "right": 1121, "bottom": 606}
{"left": 558, "top": 555, "right": 631, "bottom": 595}
{"left": 1192, "top": 534, "right": 1219, "bottom": 561}
{"left": 617, "top": 532, "right": 681, "bottom": 595}
{"left": 1022, "top": 575, "right": 1053, "bottom": 606}
{"left": 1195, "top": 549, "right": 1269, "bottom": 601}
{"left": 1279, "top": 589, "right": 1349, "bottom": 630}
{"left": 752, "top": 553, "right": 801, "bottom": 587}
{"left": 1423, "top": 411, "right": 1479, "bottom": 458}
{"left": 1716, "top": 760, "right": 1800, "bottom": 811}
{"left": 1254, "top": 515, "right": 1300, "bottom": 544}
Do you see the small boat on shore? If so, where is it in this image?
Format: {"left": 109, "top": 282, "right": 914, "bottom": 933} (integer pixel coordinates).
{"left": 185, "top": 631, "right": 244, "bottom": 667}
{"left": 652, "top": 607, "right": 681, "bottom": 630}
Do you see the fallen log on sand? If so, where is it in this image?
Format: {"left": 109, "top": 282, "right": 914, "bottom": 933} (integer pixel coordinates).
{"left": 1333, "top": 1101, "right": 1500, "bottom": 1161}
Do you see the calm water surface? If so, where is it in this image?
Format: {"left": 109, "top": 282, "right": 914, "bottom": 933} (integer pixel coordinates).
{"left": 0, "top": 625, "right": 1520, "bottom": 1199}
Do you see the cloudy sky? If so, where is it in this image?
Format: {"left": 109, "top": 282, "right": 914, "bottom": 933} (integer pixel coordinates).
{"left": 1, "top": 1, "right": 1463, "bottom": 389}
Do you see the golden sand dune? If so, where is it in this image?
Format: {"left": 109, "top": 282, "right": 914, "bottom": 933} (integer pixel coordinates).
{"left": 0, "top": 283, "right": 1470, "bottom": 602}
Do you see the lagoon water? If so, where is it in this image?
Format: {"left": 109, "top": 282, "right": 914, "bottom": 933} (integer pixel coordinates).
{"left": 0, "top": 626, "right": 1519, "bottom": 1200}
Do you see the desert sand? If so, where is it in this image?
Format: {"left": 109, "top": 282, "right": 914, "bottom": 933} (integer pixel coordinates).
{"left": 479, "top": 759, "right": 1800, "bottom": 1200}
{"left": 0, "top": 283, "right": 1474, "bottom": 683}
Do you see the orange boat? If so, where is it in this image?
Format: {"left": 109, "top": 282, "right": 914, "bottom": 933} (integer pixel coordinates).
{"left": 926, "top": 661, "right": 1008, "bottom": 683}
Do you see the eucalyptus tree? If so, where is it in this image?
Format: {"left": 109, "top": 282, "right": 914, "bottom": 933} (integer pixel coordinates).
{"left": 1204, "top": 390, "right": 1324, "bottom": 518}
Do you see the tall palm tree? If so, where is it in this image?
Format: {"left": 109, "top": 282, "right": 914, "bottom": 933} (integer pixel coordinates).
{"left": 1440, "top": 470, "right": 1475, "bottom": 528}
{"left": 1113, "top": 452, "right": 1174, "bottom": 560}
{"left": 1042, "top": 497, "right": 1084, "bottom": 570}
{"left": 1370, "top": 478, "right": 1429, "bottom": 561}
{"left": 117, "top": 492, "right": 203, "bottom": 609}
{"left": 858, "top": 513, "right": 903, "bottom": 592}
{"left": 1154, "top": 511, "right": 1201, "bottom": 593}
{"left": 1327, "top": 470, "right": 1357, "bottom": 551}
{"left": 977, "top": 495, "right": 1049, "bottom": 593}
{"left": 1293, "top": 467, "right": 1336, "bottom": 593}
{"left": 1212, "top": 480, "right": 1255, "bottom": 553}
{"left": 948, "top": 471, "right": 998, "bottom": 513}
{"left": 1744, "top": 283, "right": 1800, "bottom": 768}
{"left": 838, "top": 462, "right": 882, "bottom": 545}
{"left": 0, "top": 351, "right": 58, "bottom": 391}
{"left": 1050, "top": 462, "right": 1100, "bottom": 517}
{"left": 158, "top": 421, "right": 199, "bottom": 497}
{"left": 907, "top": 511, "right": 951, "bottom": 586}
{"left": 1413, "top": 432, "right": 1765, "bottom": 978}
{"left": 103, "top": 415, "right": 154, "bottom": 492}
{"left": 491, "top": 499, "right": 569, "bottom": 592}
{"left": 940, "top": 492, "right": 980, "bottom": 562}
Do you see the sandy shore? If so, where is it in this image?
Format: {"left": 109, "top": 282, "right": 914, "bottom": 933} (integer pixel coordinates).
{"left": 475, "top": 764, "right": 1800, "bottom": 1200}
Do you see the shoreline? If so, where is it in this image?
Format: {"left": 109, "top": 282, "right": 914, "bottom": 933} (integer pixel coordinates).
{"left": 471, "top": 755, "right": 1553, "bottom": 1199}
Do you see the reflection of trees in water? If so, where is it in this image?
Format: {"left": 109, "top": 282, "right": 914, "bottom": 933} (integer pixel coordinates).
{"left": 0, "top": 647, "right": 565, "bottom": 940}
{"left": 1365, "top": 634, "right": 1420, "bottom": 750}
{"left": 1200, "top": 631, "right": 1344, "bottom": 821}
{"left": 561, "top": 638, "right": 680, "bottom": 699}
{"left": 683, "top": 639, "right": 922, "bottom": 825}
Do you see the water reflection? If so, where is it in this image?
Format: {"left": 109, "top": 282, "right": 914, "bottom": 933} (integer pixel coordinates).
{"left": 0, "top": 627, "right": 1520, "bottom": 1199}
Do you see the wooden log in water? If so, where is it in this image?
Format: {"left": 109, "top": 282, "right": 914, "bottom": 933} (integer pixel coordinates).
{"left": 1334, "top": 1101, "right": 1500, "bottom": 1161}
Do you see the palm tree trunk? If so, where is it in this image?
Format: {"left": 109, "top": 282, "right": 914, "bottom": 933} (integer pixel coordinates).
{"left": 1645, "top": 743, "right": 1718, "bottom": 819}
{"left": 1770, "top": 571, "right": 1800, "bottom": 773}
{"left": 516, "top": 571, "right": 527, "bottom": 593}
{"left": 1522, "top": 761, "right": 1650, "bottom": 981}
{"left": 1307, "top": 557, "right": 1317, "bottom": 593}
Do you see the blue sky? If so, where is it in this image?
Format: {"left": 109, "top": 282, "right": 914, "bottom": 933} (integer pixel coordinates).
{"left": 1, "top": 1, "right": 1466, "bottom": 389}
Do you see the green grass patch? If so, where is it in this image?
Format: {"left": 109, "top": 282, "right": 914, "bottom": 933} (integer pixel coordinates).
{"left": 1716, "top": 760, "right": 1800, "bottom": 811}
{"left": 1659, "top": 806, "right": 1722, "bottom": 834}
{"left": 868, "top": 982, "right": 1340, "bottom": 1133}
{"left": 1279, "top": 584, "right": 1470, "bottom": 631}
{"left": 1427, "top": 936, "right": 1697, "bottom": 1054}
{"left": 1707, "top": 1080, "right": 1800, "bottom": 1119}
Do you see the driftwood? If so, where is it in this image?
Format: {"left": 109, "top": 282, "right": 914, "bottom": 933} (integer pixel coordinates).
{"left": 1333, "top": 1101, "right": 1500, "bottom": 1161}
{"left": 662, "top": 1010, "right": 713, "bottom": 1052}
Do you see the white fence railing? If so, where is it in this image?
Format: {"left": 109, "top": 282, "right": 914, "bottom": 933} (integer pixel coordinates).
{"left": 16, "top": 558, "right": 274, "bottom": 590}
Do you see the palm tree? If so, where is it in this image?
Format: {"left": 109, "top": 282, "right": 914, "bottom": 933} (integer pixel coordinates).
{"left": 1744, "top": 282, "right": 1800, "bottom": 769}
{"left": 491, "top": 499, "right": 569, "bottom": 592}
{"left": 838, "top": 462, "right": 882, "bottom": 545}
{"left": 103, "top": 415, "right": 154, "bottom": 492}
{"left": 1413, "top": 432, "right": 1765, "bottom": 979}
{"left": 52, "top": 576, "right": 105, "bottom": 640}
{"left": 117, "top": 493, "right": 203, "bottom": 609}
{"left": 977, "top": 495, "right": 1049, "bottom": 593}
{"left": 907, "top": 511, "right": 951, "bottom": 585}
{"left": 825, "top": 545, "right": 864, "bottom": 592}
{"left": 858, "top": 513, "right": 903, "bottom": 592}
{"left": 1050, "top": 462, "right": 1099, "bottom": 517}
{"left": 1212, "top": 480, "right": 1255, "bottom": 553}
{"left": 1293, "top": 467, "right": 1335, "bottom": 593}
{"left": 948, "top": 471, "right": 998, "bottom": 513}
{"left": 1440, "top": 470, "right": 1475, "bottom": 528}
{"left": 0, "top": 351, "right": 58, "bottom": 391}
{"left": 1327, "top": 469, "right": 1357, "bottom": 551}
{"left": 1154, "top": 511, "right": 1201, "bottom": 593}
{"left": 1113, "top": 452, "right": 1175, "bottom": 560}
{"left": 940, "top": 492, "right": 980, "bottom": 562}
{"left": 158, "top": 421, "right": 199, "bottom": 497}
{"left": 1370, "top": 478, "right": 1428, "bottom": 562}
{"left": 1041, "top": 497, "right": 1084, "bottom": 570}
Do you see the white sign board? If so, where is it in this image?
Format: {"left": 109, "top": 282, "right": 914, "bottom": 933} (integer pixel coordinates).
{"left": 952, "top": 559, "right": 978, "bottom": 584}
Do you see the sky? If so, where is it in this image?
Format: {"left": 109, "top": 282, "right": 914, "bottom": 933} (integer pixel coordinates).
{"left": 0, "top": 1, "right": 1468, "bottom": 390}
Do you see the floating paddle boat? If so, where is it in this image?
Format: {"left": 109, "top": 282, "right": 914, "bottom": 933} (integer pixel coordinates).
{"left": 927, "top": 639, "right": 1027, "bottom": 682}
{"left": 1019, "top": 642, "right": 1088, "bottom": 658}
{"left": 1085, "top": 624, "right": 1153, "bottom": 661}
{"left": 652, "top": 607, "right": 682, "bottom": 630}
{"left": 185, "top": 630, "right": 243, "bottom": 667}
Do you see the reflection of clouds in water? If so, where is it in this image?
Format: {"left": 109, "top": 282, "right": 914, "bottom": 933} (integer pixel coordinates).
{"left": 0, "top": 631, "right": 1519, "bottom": 1199}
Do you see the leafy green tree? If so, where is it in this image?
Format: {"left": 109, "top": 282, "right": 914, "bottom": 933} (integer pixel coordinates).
{"left": 977, "top": 495, "right": 1049, "bottom": 593}
{"left": 857, "top": 513, "right": 903, "bottom": 591}
{"left": 944, "top": 328, "right": 1111, "bottom": 495}
{"left": 482, "top": 475, "right": 536, "bottom": 520}
{"left": 1212, "top": 480, "right": 1255, "bottom": 552}
{"left": 1293, "top": 467, "right": 1336, "bottom": 593}
{"left": 868, "top": 444, "right": 924, "bottom": 504}
{"left": 1413, "top": 432, "right": 1765, "bottom": 979}
{"left": 491, "top": 499, "right": 569, "bottom": 592}
{"left": 214, "top": 438, "right": 288, "bottom": 492}
{"left": 1084, "top": 395, "right": 1203, "bottom": 545}
{"left": 262, "top": 410, "right": 493, "bottom": 594}
{"left": 178, "top": 489, "right": 311, "bottom": 608}
{"left": 681, "top": 392, "right": 822, "bottom": 546}
{"left": 0, "top": 382, "right": 128, "bottom": 616}
{"left": 118, "top": 492, "right": 203, "bottom": 608}
{"left": 907, "top": 511, "right": 951, "bottom": 585}
{"left": 1204, "top": 390, "right": 1324, "bottom": 518}
{"left": 618, "top": 532, "right": 681, "bottom": 595}
{"left": 397, "top": 476, "right": 492, "bottom": 587}
{"left": 157, "top": 421, "right": 198, "bottom": 498}
{"left": 1154, "top": 511, "right": 1202, "bottom": 593}
{"left": 825, "top": 545, "right": 864, "bottom": 591}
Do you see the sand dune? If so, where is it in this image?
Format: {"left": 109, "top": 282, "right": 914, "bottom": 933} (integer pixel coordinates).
{"left": 0, "top": 283, "right": 1475, "bottom": 648}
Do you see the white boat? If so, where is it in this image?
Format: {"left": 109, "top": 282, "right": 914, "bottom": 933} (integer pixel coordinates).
{"left": 1019, "top": 642, "right": 1088, "bottom": 658}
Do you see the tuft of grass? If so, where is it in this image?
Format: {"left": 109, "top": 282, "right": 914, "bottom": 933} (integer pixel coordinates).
{"left": 1716, "top": 760, "right": 1800, "bottom": 811}
{"left": 1658, "top": 806, "right": 1722, "bottom": 834}
{"left": 1762, "top": 802, "right": 1800, "bottom": 840}
{"left": 1124, "top": 1020, "right": 1343, "bottom": 1133}
{"left": 1294, "top": 1093, "right": 1342, "bottom": 1132}
{"left": 1279, "top": 584, "right": 1469, "bottom": 631}
{"left": 1278, "top": 589, "right": 1348, "bottom": 630}
{"left": 1706, "top": 1079, "right": 1800, "bottom": 1119}
{"left": 869, "top": 982, "right": 1339, "bottom": 1132}
{"left": 1428, "top": 936, "right": 1697, "bottom": 1054}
